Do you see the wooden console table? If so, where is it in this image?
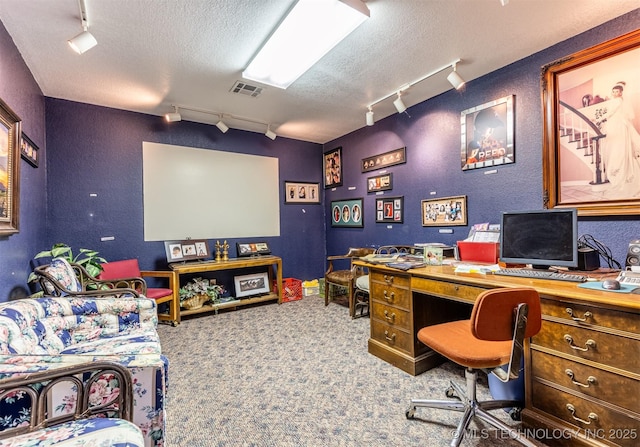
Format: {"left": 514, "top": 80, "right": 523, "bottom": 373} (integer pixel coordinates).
{"left": 355, "top": 260, "right": 640, "bottom": 446}
{"left": 169, "top": 255, "right": 282, "bottom": 323}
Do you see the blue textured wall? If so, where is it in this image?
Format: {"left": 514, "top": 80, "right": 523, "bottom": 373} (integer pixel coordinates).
{"left": 324, "top": 10, "right": 640, "bottom": 268}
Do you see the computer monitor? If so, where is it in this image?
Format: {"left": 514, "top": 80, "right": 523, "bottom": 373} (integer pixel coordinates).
{"left": 499, "top": 208, "right": 578, "bottom": 269}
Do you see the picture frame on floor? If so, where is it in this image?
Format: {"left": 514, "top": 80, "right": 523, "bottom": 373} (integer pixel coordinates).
{"left": 330, "top": 198, "right": 363, "bottom": 227}
{"left": 0, "top": 97, "right": 21, "bottom": 236}
{"left": 234, "top": 272, "right": 270, "bottom": 298}
{"left": 421, "top": 195, "right": 467, "bottom": 227}
{"left": 542, "top": 28, "right": 640, "bottom": 216}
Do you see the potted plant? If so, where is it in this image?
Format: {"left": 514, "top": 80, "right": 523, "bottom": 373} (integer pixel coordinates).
{"left": 179, "top": 277, "right": 223, "bottom": 310}
{"left": 27, "top": 243, "right": 107, "bottom": 285}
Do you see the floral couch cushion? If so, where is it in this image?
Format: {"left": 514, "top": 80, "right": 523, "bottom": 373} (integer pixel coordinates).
{"left": 40, "top": 258, "right": 82, "bottom": 295}
{"left": 0, "top": 296, "right": 168, "bottom": 447}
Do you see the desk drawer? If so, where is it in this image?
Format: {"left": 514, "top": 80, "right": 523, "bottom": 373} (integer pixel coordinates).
{"left": 412, "top": 277, "right": 485, "bottom": 304}
{"left": 531, "top": 381, "right": 640, "bottom": 447}
{"left": 540, "top": 298, "right": 640, "bottom": 334}
{"left": 370, "top": 282, "right": 411, "bottom": 309}
{"left": 531, "top": 350, "right": 640, "bottom": 413}
{"left": 371, "top": 302, "right": 411, "bottom": 329}
{"left": 370, "top": 271, "right": 410, "bottom": 288}
{"left": 370, "top": 320, "right": 413, "bottom": 354}
{"left": 532, "top": 320, "right": 640, "bottom": 374}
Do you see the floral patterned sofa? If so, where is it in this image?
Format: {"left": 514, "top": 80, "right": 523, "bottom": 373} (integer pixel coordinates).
{"left": 0, "top": 295, "right": 168, "bottom": 447}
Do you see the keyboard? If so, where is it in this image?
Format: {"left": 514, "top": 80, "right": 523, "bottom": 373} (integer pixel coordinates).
{"left": 493, "top": 268, "right": 587, "bottom": 283}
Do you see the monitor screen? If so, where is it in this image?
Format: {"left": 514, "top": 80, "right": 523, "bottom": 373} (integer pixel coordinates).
{"left": 499, "top": 208, "right": 578, "bottom": 269}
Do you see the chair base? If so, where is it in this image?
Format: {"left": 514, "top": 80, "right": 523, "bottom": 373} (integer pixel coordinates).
{"left": 406, "top": 368, "right": 538, "bottom": 447}
{"left": 353, "top": 289, "right": 369, "bottom": 319}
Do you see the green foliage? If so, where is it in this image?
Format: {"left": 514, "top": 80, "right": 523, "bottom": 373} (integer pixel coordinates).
{"left": 28, "top": 243, "right": 107, "bottom": 283}
{"left": 179, "top": 277, "right": 223, "bottom": 303}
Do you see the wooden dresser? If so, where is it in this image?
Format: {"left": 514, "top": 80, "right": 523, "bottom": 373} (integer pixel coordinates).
{"left": 356, "top": 261, "right": 640, "bottom": 446}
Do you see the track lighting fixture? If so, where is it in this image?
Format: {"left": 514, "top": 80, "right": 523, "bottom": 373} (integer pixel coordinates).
{"left": 216, "top": 120, "right": 229, "bottom": 133}
{"left": 365, "top": 58, "right": 463, "bottom": 124}
{"left": 68, "top": 0, "right": 97, "bottom": 54}
{"left": 265, "top": 126, "right": 277, "bottom": 141}
{"left": 164, "top": 106, "right": 182, "bottom": 122}
{"left": 447, "top": 63, "right": 466, "bottom": 90}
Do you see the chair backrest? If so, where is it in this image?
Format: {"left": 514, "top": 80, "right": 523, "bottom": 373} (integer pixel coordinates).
{"left": 99, "top": 259, "right": 142, "bottom": 280}
{"left": 375, "top": 245, "right": 414, "bottom": 255}
{"left": 470, "top": 287, "right": 541, "bottom": 381}
{"left": 345, "top": 247, "right": 375, "bottom": 258}
{"left": 36, "top": 258, "right": 82, "bottom": 294}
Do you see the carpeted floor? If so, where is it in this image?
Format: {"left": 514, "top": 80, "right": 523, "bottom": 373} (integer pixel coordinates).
{"left": 157, "top": 295, "right": 538, "bottom": 446}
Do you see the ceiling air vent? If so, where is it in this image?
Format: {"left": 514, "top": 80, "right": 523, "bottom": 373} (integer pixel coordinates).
{"left": 230, "top": 81, "right": 263, "bottom": 98}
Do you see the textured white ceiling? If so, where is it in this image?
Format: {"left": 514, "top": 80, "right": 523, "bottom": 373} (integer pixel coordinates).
{"left": 0, "top": 0, "right": 638, "bottom": 143}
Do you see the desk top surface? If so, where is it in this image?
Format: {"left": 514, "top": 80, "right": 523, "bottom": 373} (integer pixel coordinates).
{"left": 354, "top": 259, "right": 640, "bottom": 311}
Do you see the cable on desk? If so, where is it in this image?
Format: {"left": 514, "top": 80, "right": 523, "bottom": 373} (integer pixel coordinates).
{"left": 578, "top": 234, "right": 622, "bottom": 269}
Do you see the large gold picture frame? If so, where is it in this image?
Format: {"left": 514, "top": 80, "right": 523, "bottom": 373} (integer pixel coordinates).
{"left": 542, "top": 29, "right": 640, "bottom": 216}
{"left": 0, "top": 97, "right": 21, "bottom": 235}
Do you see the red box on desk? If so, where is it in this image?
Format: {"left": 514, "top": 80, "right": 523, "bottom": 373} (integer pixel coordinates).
{"left": 457, "top": 241, "right": 499, "bottom": 264}
{"left": 282, "top": 278, "right": 302, "bottom": 302}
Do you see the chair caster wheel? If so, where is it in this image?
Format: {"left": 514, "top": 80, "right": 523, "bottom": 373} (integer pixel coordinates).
{"left": 509, "top": 408, "right": 521, "bottom": 421}
{"left": 445, "top": 386, "right": 456, "bottom": 398}
{"left": 406, "top": 407, "right": 416, "bottom": 419}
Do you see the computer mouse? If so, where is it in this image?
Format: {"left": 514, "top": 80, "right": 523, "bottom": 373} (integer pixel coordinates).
{"left": 602, "top": 279, "right": 621, "bottom": 290}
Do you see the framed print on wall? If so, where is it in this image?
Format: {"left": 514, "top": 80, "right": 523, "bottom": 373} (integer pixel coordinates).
{"left": 421, "top": 195, "right": 467, "bottom": 227}
{"left": 542, "top": 28, "right": 640, "bottom": 216}
{"left": 324, "top": 147, "right": 342, "bottom": 189}
{"left": 367, "top": 173, "right": 393, "bottom": 193}
{"left": 461, "top": 95, "right": 515, "bottom": 171}
{"left": 0, "top": 97, "right": 21, "bottom": 236}
{"left": 20, "top": 132, "right": 39, "bottom": 168}
{"left": 375, "top": 196, "right": 403, "bottom": 223}
{"left": 331, "top": 198, "right": 363, "bottom": 227}
{"left": 361, "top": 146, "right": 406, "bottom": 172}
{"left": 284, "top": 181, "right": 320, "bottom": 204}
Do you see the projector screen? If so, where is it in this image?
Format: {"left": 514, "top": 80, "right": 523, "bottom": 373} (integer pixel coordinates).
{"left": 142, "top": 142, "right": 280, "bottom": 241}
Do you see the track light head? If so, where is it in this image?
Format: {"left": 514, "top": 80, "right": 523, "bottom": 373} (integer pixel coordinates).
{"left": 68, "top": 30, "right": 97, "bottom": 54}
{"left": 366, "top": 108, "right": 374, "bottom": 126}
{"left": 447, "top": 64, "right": 465, "bottom": 90}
{"left": 393, "top": 93, "right": 407, "bottom": 114}
{"left": 165, "top": 107, "right": 181, "bottom": 122}
{"left": 216, "top": 120, "right": 229, "bottom": 133}
{"left": 265, "top": 126, "right": 277, "bottom": 140}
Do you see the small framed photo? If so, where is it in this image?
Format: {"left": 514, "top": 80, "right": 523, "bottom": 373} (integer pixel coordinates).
{"left": 20, "top": 132, "right": 39, "bottom": 168}
{"left": 367, "top": 173, "right": 393, "bottom": 193}
{"left": 361, "top": 146, "right": 406, "bottom": 172}
{"left": 375, "top": 196, "right": 403, "bottom": 223}
{"left": 421, "top": 195, "right": 467, "bottom": 227}
{"left": 330, "top": 198, "right": 363, "bottom": 227}
{"left": 236, "top": 242, "right": 271, "bottom": 257}
{"left": 234, "top": 272, "right": 270, "bottom": 298}
{"left": 164, "top": 239, "right": 210, "bottom": 262}
{"left": 324, "top": 147, "right": 342, "bottom": 189}
{"left": 284, "top": 181, "right": 320, "bottom": 204}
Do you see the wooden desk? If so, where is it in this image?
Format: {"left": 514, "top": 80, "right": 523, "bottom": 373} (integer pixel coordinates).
{"left": 169, "top": 256, "right": 283, "bottom": 323}
{"left": 356, "top": 261, "right": 640, "bottom": 447}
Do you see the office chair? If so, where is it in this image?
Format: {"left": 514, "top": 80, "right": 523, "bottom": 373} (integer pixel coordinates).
{"left": 406, "top": 287, "right": 542, "bottom": 447}
{"left": 99, "top": 259, "right": 179, "bottom": 326}
{"left": 325, "top": 247, "right": 374, "bottom": 318}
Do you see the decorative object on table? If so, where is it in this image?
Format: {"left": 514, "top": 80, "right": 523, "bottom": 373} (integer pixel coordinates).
{"left": 164, "top": 239, "right": 210, "bottom": 263}
{"left": 421, "top": 195, "right": 467, "bottom": 227}
{"left": 330, "top": 198, "right": 364, "bottom": 228}
{"left": 323, "top": 146, "right": 342, "bottom": 189}
{"left": 234, "top": 272, "right": 270, "bottom": 298}
{"left": 20, "top": 132, "right": 39, "bottom": 168}
{"left": 222, "top": 240, "right": 229, "bottom": 261}
{"left": 542, "top": 28, "right": 640, "bottom": 216}
{"left": 375, "top": 196, "right": 403, "bottom": 223}
{"left": 460, "top": 95, "right": 514, "bottom": 171}
{"left": 236, "top": 242, "right": 271, "bottom": 257}
{"left": 0, "top": 97, "right": 21, "bottom": 236}
{"left": 367, "top": 173, "right": 393, "bottom": 193}
{"left": 179, "top": 277, "right": 224, "bottom": 310}
{"left": 284, "top": 181, "right": 320, "bottom": 204}
{"left": 215, "top": 240, "right": 222, "bottom": 261}
{"left": 361, "top": 146, "right": 406, "bottom": 172}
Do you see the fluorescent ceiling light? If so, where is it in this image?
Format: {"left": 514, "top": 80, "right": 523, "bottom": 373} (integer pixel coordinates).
{"left": 243, "top": 0, "right": 370, "bottom": 89}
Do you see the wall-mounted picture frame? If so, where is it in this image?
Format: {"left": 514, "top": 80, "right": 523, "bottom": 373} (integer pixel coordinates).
{"left": 164, "top": 239, "right": 210, "bottom": 262}
{"left": 236, "top": 242, "right": 271, "bottom": 257}
{"left": 461, "top": 95, "right": 515, "bottom": 171}
{"left": 421, "top": 195, "right": 467, "bottom": 227}
{"left": 234, "top": 272, "right": 270, "bottom": 298}
{"left": 284, "top": 181, "right": 320, "bottom": 204}
{"left": 324, "top": 146, "right": 342, "bottom": 189}
{"left": 367, "top": 173, "right": 393, "bottom": 193}
{"left": 0, "top": 97, "right": 21, "bottom": 236}
{"left": 20, "top": 132, "right": 39, "bottom": 168}
{"left": 330, "top": 198, "right": 363, "bottom": 227}
{"left": 542, "top": 28, "right": 640, "bottom": 216}
{"left": 361, "top": 146, "right": 406, "bottom": 172}
{"left": 375, "top": 196, "right": 403, "bottom": 223}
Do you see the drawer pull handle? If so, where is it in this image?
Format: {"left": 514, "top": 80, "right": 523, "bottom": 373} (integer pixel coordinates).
{"left": 565, "top": 308, "right": 593, "bottom": 322}
{"left": 383, "top": 290, "right": 395, "bottom": 302}
{"left": 383, "top": 275, "right": 395, "bottom": 285}
{"left": 566, "top": 404, "right": 598, "bottom": 425}
{"left": 563, "top": 334, "right": 596, "bottom": 352}
{"left": 384, "top": 330, "right": 396, "bottom": 343}
{"left": 565, "top": 369, "right": 597, "bottom": 388}
{"left": 383, "top": 310, "right": 396, "bottom": 323}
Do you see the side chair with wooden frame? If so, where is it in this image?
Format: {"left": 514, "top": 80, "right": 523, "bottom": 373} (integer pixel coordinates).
{"left": 324, "top": 247, "right": 375, "bottom": 318}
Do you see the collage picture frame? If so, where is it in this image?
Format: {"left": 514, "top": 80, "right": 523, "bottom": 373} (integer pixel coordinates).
{"left": 164, "top": 239, "right": 210, "bottom": 262}
{"left": 284, "top": 181, "right": 320, "bottom": 204}
{"left": 330, "top": 198, "right": 363, "bottom": 227}
{"left": 421, "top": 195, "right": 467, "bottom": 227}
{"left": 375, "top": 196, "right": 403, "bottom": 223}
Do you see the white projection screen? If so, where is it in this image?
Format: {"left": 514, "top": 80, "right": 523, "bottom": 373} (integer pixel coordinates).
{"left": 143, "top": 142, "right": 280, "bottom": 241}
